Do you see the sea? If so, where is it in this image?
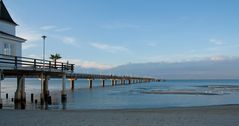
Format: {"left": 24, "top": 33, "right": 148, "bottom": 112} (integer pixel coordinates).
{"left": 1, "top": 79, "right": 239, "bottom": 110}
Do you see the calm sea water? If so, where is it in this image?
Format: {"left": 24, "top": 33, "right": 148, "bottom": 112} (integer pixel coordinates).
{"left": 1, "top": 79, "right": 239, "bottom": 110}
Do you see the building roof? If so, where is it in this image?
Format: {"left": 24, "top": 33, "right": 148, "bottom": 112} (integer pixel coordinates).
{"left": 0, "top": 31, "right": 26, "bottom": 42}
{"left": 0, "top": 0, "right": 17, "bottom": 25}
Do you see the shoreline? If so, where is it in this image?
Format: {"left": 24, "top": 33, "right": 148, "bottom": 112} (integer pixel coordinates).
{"left": 1, "top": 104, "right": 239, "bottom": 126}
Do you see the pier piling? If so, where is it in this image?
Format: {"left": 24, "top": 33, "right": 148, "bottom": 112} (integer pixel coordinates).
{"left": 111, "top": 79, "right": 115, "bottom": 86}
{"left": 40, "top": 75, "right": 50, "bottom": 104}
{"left": 129, "top": 80, "right": 131, "bottom": 84}
{"left": 61, "top": 74, "right": 67, "bottom": 103}
{"left": 89, "top": 79, "right": 93, "bottom": 88}
{"left": 40, "top": 73, "right": 44, "bottom": 105}
{"left": 14, "top": 75, "right": 26, "bottom": 106}
{"left": 31, "top": 93, "right": 34, "bottom": 103}
{"left": 70, "top": 79, "right": 75, "bottom": 90}
{"left": 101, "top": 79, "right": 105, "bottom": 87}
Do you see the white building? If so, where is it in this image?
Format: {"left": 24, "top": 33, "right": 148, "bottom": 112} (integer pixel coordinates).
{"left": 0, "top": 0, "right": 26, "bottom": 57}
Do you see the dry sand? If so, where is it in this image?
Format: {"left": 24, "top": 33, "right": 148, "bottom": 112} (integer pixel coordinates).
{"left": 0, "top": 105, "right": 239, "bottom": 126}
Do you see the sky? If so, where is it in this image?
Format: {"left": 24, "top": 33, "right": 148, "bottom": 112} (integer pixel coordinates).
{"left": 4, "top": 0, "right": 239, "bottom": 70}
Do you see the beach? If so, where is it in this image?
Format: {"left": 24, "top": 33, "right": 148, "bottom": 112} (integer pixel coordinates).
{"left": 0, "top": 105, "right": 238, "bottom": 126}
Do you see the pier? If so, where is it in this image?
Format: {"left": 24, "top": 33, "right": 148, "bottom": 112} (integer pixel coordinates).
{"left": 0, "top": 54, "right": 159, "bottom": 109}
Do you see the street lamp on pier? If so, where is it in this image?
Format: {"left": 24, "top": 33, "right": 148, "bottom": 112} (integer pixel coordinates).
{"left": 42, "top": 35, "right": 47, "bottom": 71}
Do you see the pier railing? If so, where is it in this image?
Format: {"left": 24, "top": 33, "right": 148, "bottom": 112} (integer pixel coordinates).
{"left": 0, "top": 54, "right": 74, "bottom": 72}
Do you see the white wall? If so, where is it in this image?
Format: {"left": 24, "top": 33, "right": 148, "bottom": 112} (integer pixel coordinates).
{"left": 0, "top": 38, "right": 3, "bottom": 54}
{"left": 0, "top": 20, "right": 16, "bottom": 35}
{"left": 0, "top": 37, "right": 22, "bottom": 56}
{"left": 15, "top": 42, "right": 22, "bottom": 57}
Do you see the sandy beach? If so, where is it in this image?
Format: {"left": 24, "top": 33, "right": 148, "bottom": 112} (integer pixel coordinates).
{"left": 0, "top": 105, "right": 239, "bottom": 126}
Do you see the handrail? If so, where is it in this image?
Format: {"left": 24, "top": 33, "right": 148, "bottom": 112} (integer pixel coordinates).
{"left": 0, "top": 54, "right": 74, "bottom": 72}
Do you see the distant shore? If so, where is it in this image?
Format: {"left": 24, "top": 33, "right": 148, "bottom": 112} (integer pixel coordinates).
{"left": 0, "top": 105, "right": 239, "bottom": 126}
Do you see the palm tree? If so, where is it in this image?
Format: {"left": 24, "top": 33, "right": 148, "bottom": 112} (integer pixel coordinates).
{"left": 50, "top": 53, "right": 62, "bottom": 68}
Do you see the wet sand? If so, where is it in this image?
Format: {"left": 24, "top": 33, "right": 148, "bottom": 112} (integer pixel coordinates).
{"left": 0, "top": 105, "right": 239, "bottom": 126}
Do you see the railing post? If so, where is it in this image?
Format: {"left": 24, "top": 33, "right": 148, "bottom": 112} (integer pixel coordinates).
{"left": 71, "top": 64, "right": 74, "bottom": 72}
{"left": 49, "top": 61, "right": 51, "bottom": 70}
{"left": 34, "top": 59, "right": 36, "bottom": 70}
{"left": 14, "top": 56, "right": 18, "bottom": 69}
{"left": 61, "top": 63, "right": 64, "bottom": 71}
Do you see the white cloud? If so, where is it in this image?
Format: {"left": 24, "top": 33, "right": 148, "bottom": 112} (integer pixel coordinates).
{"left": 25, "top": 54, "right": 42, "bottom": 59}
{"left": 62, "top": 59, "right": 114, "bottom": 70}
{"left": 55, "top": 27, "right": 71, "bottom": 32}
{"left": 22, "top": 43, "right": 37, "bottom": 50}
{"left": 90, "top": 43, "right": 128, "bottom": 53}
{"left": 145, "top": 53, "right": 238, "bottom": 63}
{"left": 40, "top": 25, "right": 71, "bottom": 32}
{"left": 101, "top": 23, "right": 140, "bottom": 29}
{"left": 209, "top": 56, "right": 225, "bottom": 61}
{"left": 209, "top": 38, "right": 224, "bottom": 46}
{"left": 40, "top": 25, "right": 57, "bottom": 30}
{"left": 62, "top": 37, "right": 79, "bottom": 47}
{"left": 17, "top": 30, "right": 42, "bottom": 42}
{"left": 146, "top": 42, "right": 158, "bottom": 47}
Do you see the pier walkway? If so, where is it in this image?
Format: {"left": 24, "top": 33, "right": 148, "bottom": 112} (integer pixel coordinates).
{"left": 0, "top": 54, "right": 159, "bottom": 109}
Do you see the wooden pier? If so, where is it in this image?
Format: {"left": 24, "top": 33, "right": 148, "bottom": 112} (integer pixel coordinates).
{"left": 0, "top": 54, "right": 159, "bottom": 109}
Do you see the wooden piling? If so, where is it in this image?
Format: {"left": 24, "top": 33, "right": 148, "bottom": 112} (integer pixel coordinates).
{"left": 111, "top": 79, "right": 115, "bottom": 86}
{"left": 61, "top": 74, "right": 67, "bottom": 103}
{"left": 31, "top": 93, "right": 34, "bottom": 103}
{"left": 70, "top": 79, "right": 75, "bottom": 90}
{"left": 89, "top": 79, "right": 93, "bottom": 88}
{"left": 101, "top": 80, "right": 105, "bottom": 87}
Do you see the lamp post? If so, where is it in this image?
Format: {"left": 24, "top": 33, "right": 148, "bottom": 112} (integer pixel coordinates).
{"left": 41, "top": 35, "right": 46, "bottom": 105}
{"left": 42, "top": 35, "right": 47, "bottom": 71}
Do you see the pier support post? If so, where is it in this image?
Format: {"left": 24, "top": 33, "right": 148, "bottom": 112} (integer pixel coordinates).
{"left": 43, "top": 75, "right": 49, "bottom": 103}
{"left": 111, "top": 79, "right": 115, "bottom": 86}
{"left": 40, "top": 74, "right": 50, "bottom": 105}
{"left": 129, "top": 80, "right": 131, "bottom": 84}
{"left": 115, "top": 80, "right": 117, "bottom": 85}
{"left": 40, "top": 73, "right": 44, "bottom": 105}
{"left": 14, "top": 75, "right": 26, "bottom": 109}
{"left": 89, "top": 79, "right": 93, "bottom": 88}
{"left": 61, "top": 74, "right": 67, "bottom": 103}
{"left": 70, "top": 79, "right": 75, "bottom": 90}
{"left": 0, "top": 72, "right": 2, "bottom": 109}
{"left": 101, "top": 79, "right": 105, "bottom": 87}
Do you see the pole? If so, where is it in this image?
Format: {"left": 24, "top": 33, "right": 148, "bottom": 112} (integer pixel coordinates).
{"left": 42, "top": 35, "right": 47, "bottom": 71}
{"left": 40, "top": 73, "right": 44, "bottom": 105}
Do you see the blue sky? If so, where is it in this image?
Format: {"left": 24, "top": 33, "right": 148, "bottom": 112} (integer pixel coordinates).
{"left": 5, "top": 0, "right": 239, "bottom": 69}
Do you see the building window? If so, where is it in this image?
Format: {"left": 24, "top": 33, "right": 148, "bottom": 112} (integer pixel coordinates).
{"left": 3, "top": 43, "right": 14, "bottom": 55}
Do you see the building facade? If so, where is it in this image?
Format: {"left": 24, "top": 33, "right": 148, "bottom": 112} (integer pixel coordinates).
{"left": 0, "top": 0, "right": 26, "bottom": 57}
